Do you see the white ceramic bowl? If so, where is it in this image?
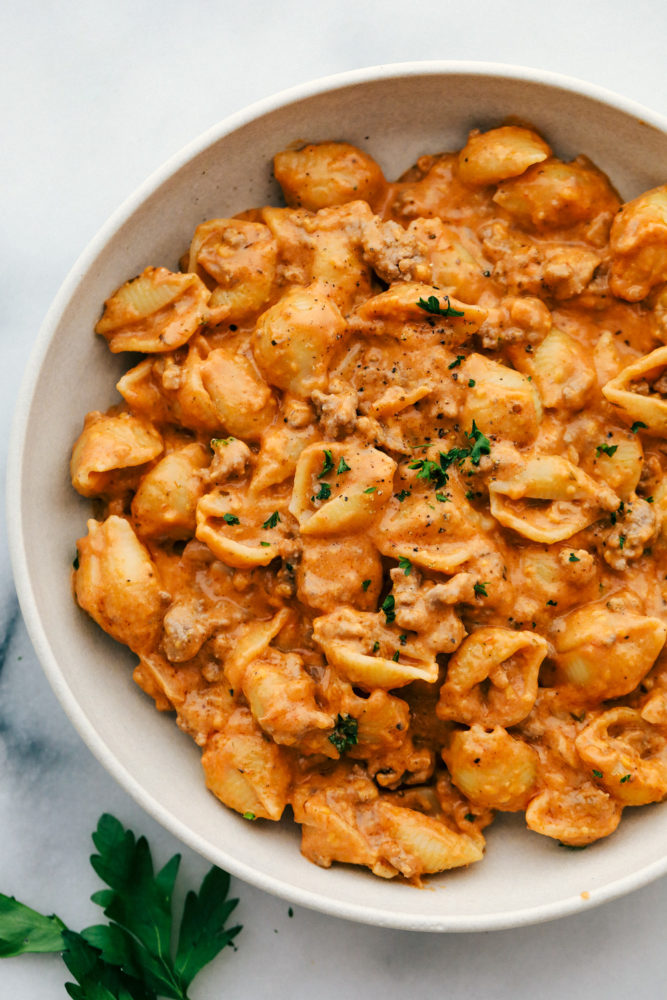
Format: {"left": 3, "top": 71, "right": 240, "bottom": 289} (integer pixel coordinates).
{"left": 9, "top": 61, "right": 667, "bottom": 932}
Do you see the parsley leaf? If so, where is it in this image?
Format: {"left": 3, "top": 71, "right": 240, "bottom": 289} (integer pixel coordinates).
{"left": 631, "top": 421, "right": 648, "bottom": 433}
{"left": 337, "top": 457, "right": 351, "bottom": 474}
{"left": 596, "top": 443, "right": 618, "bottom": 457}
{"left": 0, "top": 895, "right": 66, "bottom": 957}
{"left": 363, "top": 486, "right": 376, "bottom": 493}
{"left": 417, "top": 295, "right": 465, "bottom": 318}
{"left": 328, "top": 714, "right": 359, "bottom": 753}
{"left": 318, "top": 450, "right": 334, "bottom": 478}
{"left": 465, "top": 421, "right": 491, "bottom": 464}
{"left": 408, "top": 458, "right": 449, "bottom": 490}
{"left": 398, "top": 556, "right": 412, "bottom": 576}
{"left": 261, "top": 511, "right": 280, "bottom": 530}
{"left": 222, "top": 513, "right": 240, "bottom": 525}
{"left": 435, "top": 492, "right": 450, "bottom": 503}
{"left": 468, "top": 379, "right": 476, "bottom": 387}
{"left": 0, "top": 814, "right": 241, "bottom": 1000}
{"left": 381, "top": 594, "right": 396, "bottom": 624}
{"left": 391, "top": 650, "right": 400, "bottom": 662}
{"left": 592, "top": 769, "right": 603, "bottom": 779}
{"left": 394, "top": 489, "right": 411, "bottom": 502}
{"left": 473, "top": 582, "right": 488, "bottom": 598}
{"left": 361, "top": 579, "right": 371, "bottom": 591}
{"left": 620, "top": 774, "right": 632, "bottom": 783}
{"left": 448, "top": 355, "right": 465, "bottom": 369}
{"left": 568, "top": 553, "right": 580, "bottom": 562}
{"left": 312, "top": 482, "right": 331, "bottom": 502}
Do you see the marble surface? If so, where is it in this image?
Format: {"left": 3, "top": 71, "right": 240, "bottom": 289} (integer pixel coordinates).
{"left": 3, "top": 2, "right": 667, "bottom": 996}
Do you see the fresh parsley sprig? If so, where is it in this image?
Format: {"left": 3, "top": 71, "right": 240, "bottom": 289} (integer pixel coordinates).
{"left": 0, "top": 814, "right": 241, "bottom": 1000}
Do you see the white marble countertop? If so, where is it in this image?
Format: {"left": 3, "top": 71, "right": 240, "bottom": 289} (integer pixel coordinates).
{"left": 3, "top": 2, "right": 667, "bottom": 996}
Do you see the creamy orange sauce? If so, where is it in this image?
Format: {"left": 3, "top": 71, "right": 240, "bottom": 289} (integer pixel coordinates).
{"left": 71, "top": 124, "right": 667, "bottom": 880}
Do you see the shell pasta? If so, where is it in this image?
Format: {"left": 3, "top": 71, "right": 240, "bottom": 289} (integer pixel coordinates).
{"left": 71, "top": 123, "right": 667, "bottom": 880}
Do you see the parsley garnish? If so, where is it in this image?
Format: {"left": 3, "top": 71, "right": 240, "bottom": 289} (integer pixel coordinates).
{"left": 473, "top": 582, "right": 488, "bottom": 598}
{"left": 620, "top": 773, "right": 632, "bottom": 783}
{"left": 464, "top": 813, "right": 476, "bottom": 823}
{"left": 361, "top": 579, "right": 371, "bottom": 591}
{"left": 631, "top": 421, "right": 648, "bottom": 433}
{"left": 312, "top": 483, "right": 331, "bottom": 502}
{"left": 395, "top": 489, "right": 411, "bottom": 502}
{"left": 435, "top": 492, "right": 450, "bottom": 503}
{"left": 647, "top": 496, "right": 654, "bottom": 503}
{"left": 363, "top": 486, "right": 377, "bottom": 493}
{"left": 468, "top": 379, "right": 476, "bottom": 387}
{"left": 262, "top": 510, "right": 280, "bottom": 529}
{"left": 337, "top": 457, "right": 351, "bottom": 474}
{"left": 318, "top": 450, "right": 334, "bottom": 478}
{"left": 372, "top": 641, "right": 380, "bottom": 653}
{"left": 381, "top": 594, "right": 396, "bottom": 624}
{"left": 466, "top": 421, "right": 491, "bottom": 464}
{"left": 243, "top": 811, "right": 256, "bottom": 820}
{"left": 596, "top": 443, "right": 618, "bottom": 457}
{"left": 592, "top": 769, "right": 603, "bottom": 779}
{"left": 619, "top": 535, "right": 626, "bottom": 549}
{"left": 398, "top": 556, "right": 412, "bottom": 576}
{"left": 448, "top": 355, "right": 465, "bottom": 369}
{"left": 328, "top": 714, "right": 359, "bottom": 753}
{"left": 260, "top": 541, "right": 271, "bottom": 547}
{"left": 222, "top": 513, "right": 240, "bottom": 525}
{"left": 546, "top": 599, "right": 558, "bottom": 606}
{"left": 408, "top": 458, "right": 449, "bottom": 490}
{"left": 0, "top": 813, "right": 241, "bottom": 997}
{"left": 569, "top": 553, "right": 580, "bottom": 562}
{"left": 417, "top": 295, "right": 465, "bottom": 318}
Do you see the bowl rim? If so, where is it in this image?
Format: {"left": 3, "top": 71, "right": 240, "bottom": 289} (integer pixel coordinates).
{"left": 8, "top": 59, "right": 667, "bottom": 933}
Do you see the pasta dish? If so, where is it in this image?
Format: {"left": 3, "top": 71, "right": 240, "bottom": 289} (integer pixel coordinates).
{"left": 70, "top": 124, "right": 667, "bottom": 881}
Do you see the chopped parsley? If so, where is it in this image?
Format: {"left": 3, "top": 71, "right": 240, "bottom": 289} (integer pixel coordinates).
{"left": 631, "top": 421, "right": 648, "bottom": 433}
{"left": 328, "top": 713, "right": 359, "bottom": 753}
{"left": 592, "top": 769, "right": 603, "bottom": 779}
{"left": 260, "top": 541, "right": 271, "bottom": 547}
{"left": 337, "top": 456, "right": 351, "bottom": 474}
{"left": 222, "top": 513, "right": 240, "bottom": 525}
{"left": 596, "top": 443, "right": 618, "bottom": 457}
{"left": 361, "top": 579, "right": 371, "bottom": 591}
{"left": 399, "top": 634, "right": 408, "bottom": 645}
{"left": 391, "top": 650, "right": 400, "bottom": 662}
{"left": 620, "top": 773, "right": 632, "bottom": 783}
{"left": 647, "top": 496, "right": 654, "bottom": 503}
{"left": 569, "top": 553, "right": 580, "bottom": 562}
{"left": 473, "top": 581, "right": 488, "bottom": 598}
{"left": 395, "top": 489, "right": 411, "bottom": 502}
{"left": 619, "top": 535, "right": 626, "bottom": 549}
{"left": 417, "top": 295, "right": 465, "bottom": 318}
{"left": 363, "top": 486, "right": 377, "bottom": 493}
{"left": 464, "top": 812, "right": 476, "bottom": 823}
{"left": 468, "top": 379, "right": 476, "bottom": 388}
{"left": 546, "top": 599, "right": 558, "bottom": 606}
{"left": 448, "top": 354, "right": 465, "bottom": 369}
{"left": 312, "top": 482, "right": 331, "bottom": 502}
{"left": 262, "top": 510, "right": 281, "bottom": 529}
{"left": 466, "top": 421, "right": 492, "bottom": 464}
{"left": 318, "top": 449, "right": 334, "bottom": 477}
{"left": 398, "top": 556, "right": 412, "bottom": 576}
{"left": 435, "top": 492, "right": 451, "bottom": 503}
{"left": 372, "top": 641, "right": 380, "bottom": 653}
{"left": 243, "top": 811, "right": 256, "bottom": 821}
{"left": 408, "top": 457, "right": 449, "bottom": 490}
{"left": 381, "top": 594, "right": 396, "bottom": 624}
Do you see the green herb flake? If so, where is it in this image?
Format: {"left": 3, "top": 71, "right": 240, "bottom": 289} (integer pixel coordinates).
{"left": 409, "top": 458, "right": 448, "bottom": 490}
{"left": 328, "top": 714, "right": 359, "bottom": 753}
{"left": 473, "top": 581, "right": 488, "bottom": 598}
{"left": 361, "top": 579, "right": 372, "bottom": 591}
{"left": 363, "top": 486, "right": 377, "bottom": 493}
{"left": 464, "top": 813, "right": 476, "bottom": 823}
{"left": 631, "top": 421, "right": 648, "bottom": 433}
{"left": 619, "top": 535, "right": 626, "bottom": 550}
{"left": 262, "top": 510, "right": 281, "bottom": 530}
{"left": 546, "top": 599, "right": 558, "bottom": 606}
{"left": 466, "top": 421, "right": 492, "bottom": 465}
{"left": 398, "top": 556, "right": 412, "bottom": 576}
{"left": 243, "top": 811, "right": 257, "bottom": 820}
{"left": 468, "top": 379, "right": 476, "bottom": 388}
{"left": 569, "top": 553, "right": 580, "bottom": 562}
{"left": 223, "top": 513, "right": 240, "bottom": 525}
{"left": 417, "top": 295, "right": 465, "bottom": 318}
{"left": 312, "top": 482, "right": 332, "bottom": 503}
{"left": 337, "top": 456, "right": 351, "bottom": 474}
{"left": 319, "top": 449, "right": 334, "bottom": 478}
{"left": 435, "top": 492, "right": 451, "bottom": 503}
{"left": 558, "top": 843, "right": 588, "bottom": 850}
{"left": 381, "top": 594, "right": 396, "bottom": 624}
{"left": 647, "top": 496, "right": 655, "bottom": 503}
{"left": 596, "top": 443, "right": 618, "bottom": 457}
{"left": 592, "top": 769, "right": 603, "bottom": 779}
{"left": 448, "top": 354, "right": 466, "bottom": 369}
{"left": 395, "top": 489, "right": 411, "bottom": 502}
{"left": 398, "top": 634, "right": 408, "bottom": 645}
{"left": 259, "top": 541, "right": 271, "bottom": 547}
{"left": 391, "top": 650, "right": 400, "bottom": 662}
{"left": 620, "top": 773, "right": 632, "bottom": 783}
{"left": 372, "top": 641, "right": 380, "bottom": 653}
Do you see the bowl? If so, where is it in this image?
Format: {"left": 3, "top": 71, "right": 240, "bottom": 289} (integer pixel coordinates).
{"left": 9, "top": 61, "right": 667, "bottom": 932}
